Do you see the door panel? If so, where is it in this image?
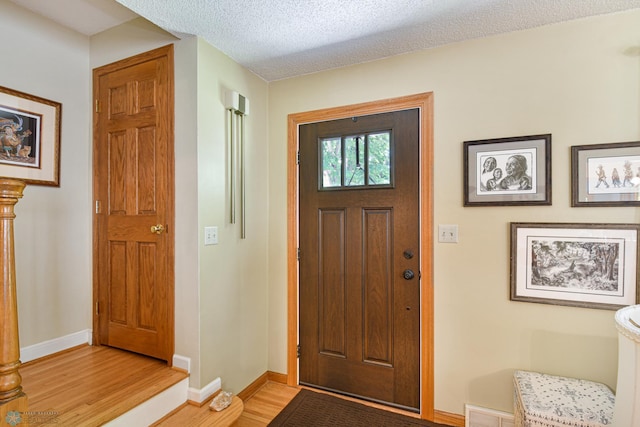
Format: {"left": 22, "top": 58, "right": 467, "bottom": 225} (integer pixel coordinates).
{"left": 93, "top": 45, "right": 174, "bottom": 362}
{"left": 318, "top": 208, "right": 346, "bottom": 357}
{"left": 363, "top": 208, "right": 393, "bottom": 366}
{"left": 299, "top": 109, "right": 420, "bottom": 411}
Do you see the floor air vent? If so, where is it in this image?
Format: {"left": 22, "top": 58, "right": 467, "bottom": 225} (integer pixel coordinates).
{"left": 465, "top": 404, "right": 515, "bottom": 427}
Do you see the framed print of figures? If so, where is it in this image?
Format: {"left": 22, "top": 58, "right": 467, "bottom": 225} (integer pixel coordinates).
{"left": 0, "top": 86, "right": 61, "bottom": 186}
{"left": 510, "top": 222, "right": 640, "bottom": 310}
{"left": 464, "top": 134, "right": 551, "bottom": 206}
{"left": 571, "top": 141, "right": 640, "bottom": 206}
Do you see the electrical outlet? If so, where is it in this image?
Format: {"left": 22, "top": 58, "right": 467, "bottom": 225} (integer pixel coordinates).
{"left": 438, "top": 224, "right": 458, "bottom": 243}
{"left": 204, "top": 226, "right": 218, "bottom": 245}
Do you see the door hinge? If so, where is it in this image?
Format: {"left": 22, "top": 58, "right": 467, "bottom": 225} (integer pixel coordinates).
{"left": 296, "top": 151, "right": 300, "bottom": 165}
{"left": 297, "top": 248, "right": 301, "bottom": 260}
{"left": 95, "top": 200, "right": 100, "bottom": 214}
{"left": 95, "top": 100, "right": 100, "bottom": 113}
{"left": 297, "top": 344, "right": 301, "bottom": 358}
{"left": 95, "top": 301, "right": 99, "bottom": 315}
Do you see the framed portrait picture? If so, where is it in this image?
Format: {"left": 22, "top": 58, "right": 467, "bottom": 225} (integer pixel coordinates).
{"left": 571, "top": 141, "right": 640, "bottom": 206}
{"left": 510, "top": 222, "right": 640, "bottom": 310}
{"left": 0, "top": 86, "right": 61, "bottom": 186}
{"left": 464, "top": 134, "right": 551, "bottom": 206}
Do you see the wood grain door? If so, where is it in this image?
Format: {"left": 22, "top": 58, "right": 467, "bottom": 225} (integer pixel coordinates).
{"left": 299, "top": 109, "right": 420, "bottom": 411}
{"left": 93, "top": 45, "right": 174, "bottom": 362}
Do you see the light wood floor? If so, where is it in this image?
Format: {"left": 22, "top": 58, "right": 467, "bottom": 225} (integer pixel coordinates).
{"left": 20, "top": 344, "right": 299, "bottom": 426}
{"left": 156, "top": 381, "right": 300, "bottom": 426}
{"left": 234, "top": 381, "right": 300, "bottom": 426}
{"left": 20, "top": 346, "right": 453, "bottom": 426}
{"left": 162, "top": 380, "right": 458, "bottom": 426}
{"left": 20, "top": 345, "right": 188, "bottom": 426}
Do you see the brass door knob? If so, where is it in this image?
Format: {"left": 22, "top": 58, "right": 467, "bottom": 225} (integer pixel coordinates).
{"left": 151, "top": 224, "right": 165, "bottom": 234}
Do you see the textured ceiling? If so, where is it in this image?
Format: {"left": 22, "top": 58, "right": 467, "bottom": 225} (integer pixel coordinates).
{"left": 9, "top": 0, "right": 640, "bottom": 81}
{"left": 114, "top": 0, "right": 640, "bottom": 80}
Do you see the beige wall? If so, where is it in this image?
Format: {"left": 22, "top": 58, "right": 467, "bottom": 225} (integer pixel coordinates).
{"left": 268, "top": 10, "right": 640, "bottom": 414}
{"left": 90, "top": 26, "right": 272, "bottom": 392}
{"left": 91, "top": 19, "right": 207, "bottom": 389}
{"left": 6, "top": 0, "right": 640, "bottom": 416}
{"left": 195, "top": 38, "right": 270, "bottom": 393}
{"left": 6, "top": 1, "right": 271, "bottom": 394}
{"left": 2, "top": 0, "right": 92, "bottom": 347}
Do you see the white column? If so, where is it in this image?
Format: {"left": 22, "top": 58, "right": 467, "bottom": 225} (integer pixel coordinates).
{"left": 614, "top": 304, "right": 640, "bottom": 426}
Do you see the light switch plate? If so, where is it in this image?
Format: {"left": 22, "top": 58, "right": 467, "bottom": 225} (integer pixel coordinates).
{"left": 438, "top": 224, "right": 458, "bottom": 243}
{"left": 204, "top": 226, "right": 218, "bottom": 245}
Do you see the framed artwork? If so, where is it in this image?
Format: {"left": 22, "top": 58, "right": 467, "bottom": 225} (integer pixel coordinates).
{"left": 0, "top": 86, "right": 61, "bottom": 186}
{"left": 510, "top": 222, "right": 640, "bottom": 310}
{"left": 571, "top": 141, "right": 640, "bottom": 206}
{"left": 464, "top": 134, "right": 551, "bottom": 206}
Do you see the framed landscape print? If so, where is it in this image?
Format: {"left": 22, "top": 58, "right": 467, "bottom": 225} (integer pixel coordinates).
{"left": 0, "top": 86, "right": 61, "bottom": 186}
{"left": 571, "top": 141, "right": 640, "bottom": 206}
{"left": 464, "top": 134, "right": 551, "bottom": 206}
{"left": 510, "top": 222, "right": 640, "bottom": 310}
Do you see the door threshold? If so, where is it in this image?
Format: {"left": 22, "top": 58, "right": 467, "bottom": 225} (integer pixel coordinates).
{"left": 299, "top": 383, "right": 420, "bottom": 416}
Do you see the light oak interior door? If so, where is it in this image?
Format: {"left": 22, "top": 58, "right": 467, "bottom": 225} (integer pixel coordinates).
{"left": 299, "top": 109, "right": 420, "bottom": 411}
{"left": 93, "top": 45, "right": 175, "bottom": 362}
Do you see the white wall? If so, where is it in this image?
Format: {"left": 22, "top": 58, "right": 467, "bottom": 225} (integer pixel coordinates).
{"left": 2, "top": 0, "right": 92, "bottom": 347}
{"left": 268, "top": 10, "right": 640, "bottom": 415}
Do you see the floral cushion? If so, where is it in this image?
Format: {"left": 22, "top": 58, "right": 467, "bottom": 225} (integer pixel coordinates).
{"left": 513, "top": 370, "right": 614, "bottom": 427}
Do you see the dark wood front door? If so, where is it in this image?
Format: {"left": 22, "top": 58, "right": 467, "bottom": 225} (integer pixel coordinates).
{"left": 93, "top": 45, "right": 175, "bottom": 362}
{"left": 299, "top": 109, "right": 420, "bottom": 411}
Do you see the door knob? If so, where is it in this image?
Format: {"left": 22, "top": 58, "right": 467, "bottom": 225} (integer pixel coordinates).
{"left": 403, "top": 269, "right": 415, "bottom": 280}
{"left": 150, "top": 224, "right": 165, "bottom": 234}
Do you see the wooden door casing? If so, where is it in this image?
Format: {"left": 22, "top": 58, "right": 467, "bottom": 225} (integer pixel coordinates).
{"left": 93, "top": 45, "right": 175, "bottom": 363}
{"left": 287, "top": 92, "right": 434, "bottom": 420}
{"left": 299, "top": 110, "right": 420, "bottom": 410}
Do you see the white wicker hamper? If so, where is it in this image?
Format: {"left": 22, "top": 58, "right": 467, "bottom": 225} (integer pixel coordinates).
{"left": 513, "top": 370, "right": 614, "bottom": 427}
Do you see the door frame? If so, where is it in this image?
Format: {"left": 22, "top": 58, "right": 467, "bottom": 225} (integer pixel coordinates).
{"left": 286, "top": 92, "right": 434, "bottom": 420}
{"left": 91, "top": 45, "right": 176, "bottom": 363}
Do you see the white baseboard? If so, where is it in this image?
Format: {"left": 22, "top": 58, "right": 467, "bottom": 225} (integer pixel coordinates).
{"left": 104, "top": 377, "right": 189, "bottom": 427}
{"left": 20, "top": 329, "right": 92, "bottom": 363}
{"left": 172, "top": 354, "right": 221, "bottom": 404}
{"left": 172, "top": 354, "right": 191, "bottom": 373}
{"left": 188, "top": 377, "right": 221, "bottom": 404}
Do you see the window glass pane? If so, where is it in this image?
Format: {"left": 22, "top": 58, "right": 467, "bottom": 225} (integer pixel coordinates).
{"left": 321, "top": 137, "right": 342, "bottom": 188}
{"left": 345, "top": 135, "right": 365, "bottom": 186}
{"left": 367, "top": 132, "right": 391, "bottom": 185}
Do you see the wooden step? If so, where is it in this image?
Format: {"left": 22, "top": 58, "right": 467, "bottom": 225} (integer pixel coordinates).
{"left": 209, "top": 396, "right": 244, "bottom": 426}
{"left": 20, "top": 345, "right": 188, "bottom": 426}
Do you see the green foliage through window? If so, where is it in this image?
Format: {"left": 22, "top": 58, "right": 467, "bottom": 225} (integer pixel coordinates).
{"left": 320, "top": 131, "right": 392, "bottom": 189}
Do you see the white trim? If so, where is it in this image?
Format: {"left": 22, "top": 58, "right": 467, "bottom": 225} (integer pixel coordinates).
{"left": 104, "top": 377, "right": 189, "bottom": 426}
{"left": 172, "top": 354, "right": 191, "bottom": 373}
{"left": 187, "top": 377, "right": 221, "bottom": 404}
{"left": 20, "top": 329, "right": 92, "bottom": 363}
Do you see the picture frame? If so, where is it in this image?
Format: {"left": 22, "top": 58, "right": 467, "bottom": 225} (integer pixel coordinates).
{"left": 463, "top": 134, "right": 551, "bottom": 206}
{"left": 510, "top": 222, "right": 640, "bottom": 310}
{"left": 571, "top": 141, "right": 640, "bottom": 206}
{"left": 0, "top": 86, "right": 61, "bottom": 186}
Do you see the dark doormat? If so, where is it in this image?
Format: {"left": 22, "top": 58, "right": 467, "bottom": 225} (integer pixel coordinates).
{"left": 268, "top": 389, "right": 449, "bottom": 426}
